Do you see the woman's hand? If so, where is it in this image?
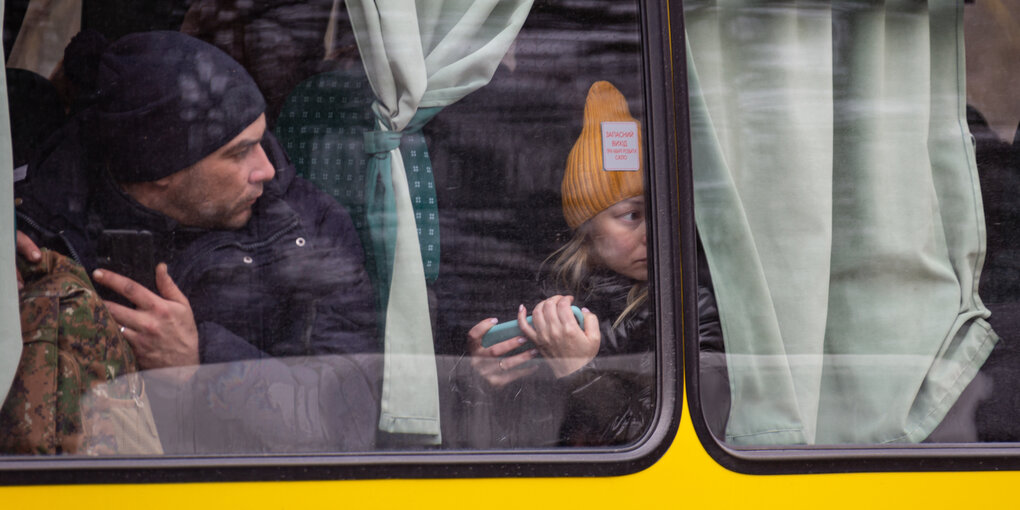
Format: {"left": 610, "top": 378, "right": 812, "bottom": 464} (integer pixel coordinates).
{"left": 466, "top": 318, "right": 540, "bottom": 389}
{"left": 520, "top": 295, "right": 600, "bottom": 378}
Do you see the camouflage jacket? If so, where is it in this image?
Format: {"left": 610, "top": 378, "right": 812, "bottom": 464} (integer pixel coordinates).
{"left": 0, "top": 249, "right": 142, "bottom": 454}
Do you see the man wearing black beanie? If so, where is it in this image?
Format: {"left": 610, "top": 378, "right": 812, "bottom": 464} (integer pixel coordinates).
{"left": 16, "top": 31, "right": 377, "bottom": 371}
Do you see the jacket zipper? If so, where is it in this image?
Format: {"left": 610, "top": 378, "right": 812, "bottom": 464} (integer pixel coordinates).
{"left": 16, "top": 211, "right": 85, "bottom": 267}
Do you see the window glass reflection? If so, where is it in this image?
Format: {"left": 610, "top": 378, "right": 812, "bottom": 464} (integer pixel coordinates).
{"left": 690, "top": 0, "right": 1020, "bottom": 446}
{"left": 1, "top": 0, "right": 654, "bottom": 455}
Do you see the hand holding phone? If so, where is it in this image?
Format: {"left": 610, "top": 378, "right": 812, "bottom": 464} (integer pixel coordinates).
{"left": 95, "top": 229, "right": 157, "bottom": 306}
{"left": 520, "top": 297, "right": 600, "bottom": 378}
{"left": 482, "top": 305, "right": 585, "bottom": 352}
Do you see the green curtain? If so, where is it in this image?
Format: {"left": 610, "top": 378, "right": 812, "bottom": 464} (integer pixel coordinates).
{"left": 341, "top": 0, "right": 533, "bottom": 443}
{"left": 0, "top": 0, "right": 24, "bottom": 407}
{"left": 688, "top": 0, "right": 997, "bottom": 445}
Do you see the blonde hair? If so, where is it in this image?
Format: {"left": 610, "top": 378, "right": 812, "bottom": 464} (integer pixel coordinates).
{"left": 547, "top": 222, "right": 648, "bottom": 329}
{"left": 553, "top": 81, "right": 647, "bottom": 328}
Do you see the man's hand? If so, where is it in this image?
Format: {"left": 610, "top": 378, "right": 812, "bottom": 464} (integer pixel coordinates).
{"left": 466, "top": 318, "right": 539, "bottom": 389}
{"left": 15, "top": 231, "right": 42, "bottom": 289}
{"left": 519, "top": 296, "right": 600, "bottom": 378}
{"left": 93, "top": 263, "right": 199, "bottom": 370}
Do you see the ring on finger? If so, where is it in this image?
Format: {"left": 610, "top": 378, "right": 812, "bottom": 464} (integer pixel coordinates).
{"left": 498, "top": 359, "right": 506, "bottom": 371}
{"left": 119, "top": 325, "right": 126, "bottom": 334}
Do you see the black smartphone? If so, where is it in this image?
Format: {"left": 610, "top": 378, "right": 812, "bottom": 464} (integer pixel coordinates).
{"left": 95, "top": 229, "right": 157, "bottom": 304}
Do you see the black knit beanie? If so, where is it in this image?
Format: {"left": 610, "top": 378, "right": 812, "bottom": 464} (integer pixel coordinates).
{"left": 65, "top": 30, "right": 265, "bottom": 182}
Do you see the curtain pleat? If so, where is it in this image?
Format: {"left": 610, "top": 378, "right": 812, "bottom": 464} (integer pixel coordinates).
{"left": 689, "top": 0, "right": 997, "bottom": 444}
{"left": 343, "top": 0, "right": 532, "bottom": 442}
{"left": 0, "top": 0, "right": 25, "bottom": 408}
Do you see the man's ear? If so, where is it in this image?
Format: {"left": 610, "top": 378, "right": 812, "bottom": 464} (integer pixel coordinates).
{"left": 151, "top": 173, "right": 175, "bottom": 190}
{"left": 119, "top": 178, "right": 170, "bottom": 211}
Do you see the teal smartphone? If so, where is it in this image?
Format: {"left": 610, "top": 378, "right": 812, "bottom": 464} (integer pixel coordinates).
{"left": 481, "top": 305, "right": 585, "bottom": 354}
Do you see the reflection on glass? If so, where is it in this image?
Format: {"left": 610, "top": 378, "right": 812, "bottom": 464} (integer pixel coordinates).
{"left": 1, "top": 0, "right": 653, "bottom": 455}
{"left": 690, "top": 0, "right": 1019, "bottom": 446}
{"left": 456, "top": 81, "right": 654, "bottom": 448}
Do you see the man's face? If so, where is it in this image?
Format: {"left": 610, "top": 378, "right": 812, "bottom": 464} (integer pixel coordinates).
{"left": 159, "top": 114, "right": 275, "bottom": 230}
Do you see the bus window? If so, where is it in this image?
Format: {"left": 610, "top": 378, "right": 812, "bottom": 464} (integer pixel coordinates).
{"left": 689, "top": 0, "right": 1020, "bottom": 452}
{"left": 0, "top": 0, "right": 678, "bottom": 474}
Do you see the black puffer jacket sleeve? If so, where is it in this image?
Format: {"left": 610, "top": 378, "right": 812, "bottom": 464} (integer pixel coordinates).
{"left": 557, "top": 354, "right": 654, "bottom": 446}
{"left": 556, "top": 274, "right": 654, "bottom": 446}
{"left": 558, "top": 266, "right": 726, "bottom": 446}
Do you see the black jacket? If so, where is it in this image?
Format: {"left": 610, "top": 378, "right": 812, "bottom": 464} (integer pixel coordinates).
{"left": 444, "top": 266, "right": 724, "bottom": 449}
{"left": 560, "top": 264, "right": 725, "bottom": 446}
{"left": 16, "top": 122, "right": 378, "bottom": 363}
{"left": 555, "top": 272, "right": 655, "bottom": 446}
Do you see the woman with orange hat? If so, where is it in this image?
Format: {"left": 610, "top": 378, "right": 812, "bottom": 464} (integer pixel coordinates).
{"left": 465, "top": 81, "right": 658, "bottom": 445}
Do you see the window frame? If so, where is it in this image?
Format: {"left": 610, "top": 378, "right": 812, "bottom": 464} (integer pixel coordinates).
{"left": 0, "top": 0, "right": 687, "bottom": 485}
{"left": 679, "top": 0, "right": 1020, "bottom": 474}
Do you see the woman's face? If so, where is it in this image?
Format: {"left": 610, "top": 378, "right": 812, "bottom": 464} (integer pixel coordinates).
{"left": 588, "top": 196, "right": 647, "bottom": 281}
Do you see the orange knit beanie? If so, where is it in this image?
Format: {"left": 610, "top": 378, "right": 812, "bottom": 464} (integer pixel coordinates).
{"left": 561, "top": 81, "right": 643, "bottom": 229}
